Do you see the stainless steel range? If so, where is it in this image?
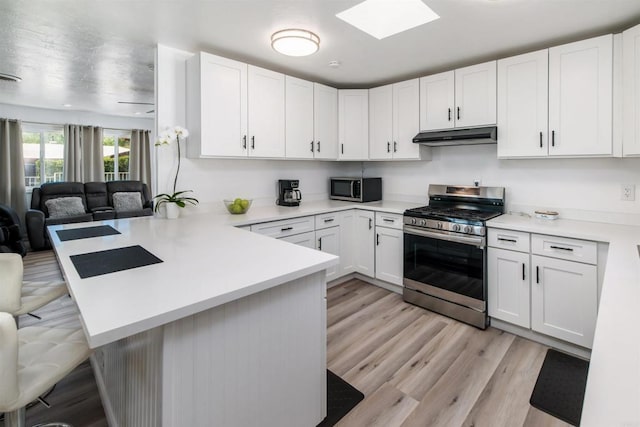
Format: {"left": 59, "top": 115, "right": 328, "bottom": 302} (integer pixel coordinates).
{"left": 403, "top": 184, "right": 505, "bottom": 329}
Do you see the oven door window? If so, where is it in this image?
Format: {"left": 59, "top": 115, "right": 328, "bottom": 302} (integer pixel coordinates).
{"left": 404, "top": 233, "right": 485, "bottom": 301}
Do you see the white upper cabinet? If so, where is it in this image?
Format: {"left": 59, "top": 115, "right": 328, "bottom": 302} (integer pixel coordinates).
{"left": 370, "top": 79, "right": 423, "bottom": 160}
{"left": 285, "top": 76, "right": 315, "bottom": 159}
{"left": 623, "top": 23, "right": 640, "bottom": 156}
{"left": 313, "top": 83, "right": 339, "bottom": 160}
{"left": 248, "top": 65, "right": 285, "bottom": 158}
{"left": 497, "top": 49, "right": 549, "bottom": 158}
{"left": 186, "top": 52, "right": 248, "bottom": 158}
{"left": 419, "top": 62, "right": 496, "bottom": 131}
{"left": 338, "top": 89, "right": 369, "bottom": 160}
{"left": 548, "top": 34, "right": 613, "bottom": 156}
{"left": 455, "top": 61, "right": 497, "bottom": 128}
{"left": 369, "top": 84, "right": 394, "bottom": 159}
{"left": 419, "top": 71, "right": 455, "bottom": 131}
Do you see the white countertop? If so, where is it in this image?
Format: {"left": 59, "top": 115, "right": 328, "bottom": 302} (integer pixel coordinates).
{"left": 487, "top": 214, "right": 640, "bottom": 427}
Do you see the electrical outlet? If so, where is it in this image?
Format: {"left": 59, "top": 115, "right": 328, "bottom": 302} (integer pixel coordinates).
{"left": 621, "top": 184, "right": 635, "bottom": 201}
{"left": 473, "top": 179, "right": 481, "bottom": 187}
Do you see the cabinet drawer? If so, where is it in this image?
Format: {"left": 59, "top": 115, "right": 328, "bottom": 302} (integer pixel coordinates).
{"left": 488, "top": 229, "right": 530, "bottom": 252}
{"left": 315, "top": 212, "right": 341, "bottom": 230}
{"left": 531, "top": 234, "right": 597, "bottom": 265}
{"left": 250, "top": 216, "right": 314, "bottom": 238}
{"left": 375, "top": 212, "right": 403, "bottom": 230}
{"left": 278, "top": 231, "right": 316, "bottom": 249}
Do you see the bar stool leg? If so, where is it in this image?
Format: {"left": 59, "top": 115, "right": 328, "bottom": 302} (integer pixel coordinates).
{"left": 5, "top": 407, "right": 26, "bottom": 427}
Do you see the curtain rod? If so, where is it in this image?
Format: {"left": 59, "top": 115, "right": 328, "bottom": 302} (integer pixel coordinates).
{"left": 21, "top": 120, "right": 151, "bottom": 132}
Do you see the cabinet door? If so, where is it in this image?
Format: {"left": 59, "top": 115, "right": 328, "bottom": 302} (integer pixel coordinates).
{"left": 313, "top": 83, "right": 339, "bottom": 160}
{"left": 375, "top": 226, "right": 403, "bottom": 286}
{"left": 392, "top": 79, "right": 421, "bottom": 159}
{"left": 279, "top": 231, "right": 316, "bottom": 249}
{"left": 354, "top": 210, "right": 375, "bottom": 277}
{"left": 488, "top": 248, "right": 530, "bottom": 328}
{"left": 338, "top": 90, "right": 369, "bottom": 160}
{"left": 316, "top": 226, "right": 340, "bottom": 282}
{"left": 419, "top": 71, "right": 455, "bottom": 131}
{"left": 338, "top": 210, "right": 356, "bottom": 276}
{"left": 548, "top": 34, "right": 613, "bottom": 156}
{"left": 455, "top": 61, "right": 497, "bottom": 128}
{"left": 186, "top": 52, "right": 248, "bottom": 158}
{"left": 497, "top": 50, "right": 549, "bottom": 158}
{"left": 285, "top": 76, "right": 314, "bottom": 159}
{"left": 369, "top": 84, "right": 393, "bottom": 160}
{"left": 248, "top": 65, "right": 285, "bottom": 158}
{"left": 623, "top": 23, "right": 640, "bottom": 156}
{"left": 531, "top": 255, "right": 598, "bottom": 348}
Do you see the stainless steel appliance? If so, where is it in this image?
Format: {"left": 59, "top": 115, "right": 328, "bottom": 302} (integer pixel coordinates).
{"left": 277, "top": 179, "right": 302, "bottom": 207}
{"left": 403, "top": 184, "right": 505, "bottom": 329}
{"left": 330, "top": 177, "right": 382, "bottom": 202}
{"left": 413, "top": 126, "right": 497, "bottom": 146}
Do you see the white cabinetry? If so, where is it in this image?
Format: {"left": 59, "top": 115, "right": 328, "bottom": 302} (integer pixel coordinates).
{"left": 419, "top": 61, "right": 496, "bottom": 131}
{"left": 370, "top": 79, "right": 424, "bottom": 160}
{"left": 488, "top": 228, "right": 598, "bottom": 348}
{"left": 316, "top": 226, "right": 340, "bottom": 282}
{"left": 285, "top": 76, "right": 314, "bottom": 159}
{"left": 186, "top": 52, "right": 248, "bottom": 158}
{"left": 354, "top": 210, "right": 375, "bottom": 277}
{"left": 337, "top": 210, "right": 356, "bottom": 276}
{"left": 280, "top": 231, "right": 316, "bottom": 249}
{"left": 623, "top": 23, "right": 640, "bottom": 156}
{"left": 313, "top": 83, "right": 339, "bottom": 160}
{"left": 248, "top": 65, "right": 285, "bottom": 158}
{"left": 374, "top": 212, "right": 403, "bottom": 286}
{"left": 497, "top": 34, "right": 613, "bottom": 158}
{"left": 338, "top": 89, "right": 369, "bottom": 160}
{"left": 548, "top": 34, "right": 613, "bottom": 156}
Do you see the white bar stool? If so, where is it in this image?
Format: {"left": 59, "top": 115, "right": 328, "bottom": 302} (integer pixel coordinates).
{"left": 0, "top": 312, "right": 92, "bottom": 427}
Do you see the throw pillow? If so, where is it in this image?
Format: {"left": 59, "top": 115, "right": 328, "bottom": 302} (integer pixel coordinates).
{"left": 112, "top": 192, "right": 143, "bottom": 212}
{"left": 45, "top": 197, "right": 86, "bottom": 219}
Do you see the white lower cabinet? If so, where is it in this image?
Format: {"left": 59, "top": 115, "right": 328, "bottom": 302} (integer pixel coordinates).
{"left": 531, "top": 254, "right": 598, "bottom": 348}
{"left": 279, "top": 231, "right": 316, "bottom": 249}
{"left": 375, "top": 226, "right": 403, "bottom": 286}
{"left": 316, "top": 226, "right": 340, "bottom": 281}
{"left": 337, "top": 210, "right": 356, "bottom": 276}
{"left": 354, "top": 210, "right": 375, "bottom": 277}
{"left": 488, "top": 247, "right": 530, "bottom": 328}
{"left": 488, "top": 228, "right": 599, "bottom": 349}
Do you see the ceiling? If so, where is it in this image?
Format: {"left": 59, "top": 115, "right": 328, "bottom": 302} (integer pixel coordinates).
{"left": 1, "top": 0, "right": 639, "bottom": 118}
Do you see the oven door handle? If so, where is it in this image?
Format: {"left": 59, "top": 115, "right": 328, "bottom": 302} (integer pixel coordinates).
{"left": 404, "top": 225, "right": 485, "bottom": 247}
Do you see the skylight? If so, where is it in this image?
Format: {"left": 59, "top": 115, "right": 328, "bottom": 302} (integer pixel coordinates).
{"left": 336, "top": 0, "right": 439, "bottom": 40}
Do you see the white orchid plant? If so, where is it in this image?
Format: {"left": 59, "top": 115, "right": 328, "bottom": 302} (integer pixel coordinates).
{"left": 153, "top": 126, "right": 199, "bottom": 212}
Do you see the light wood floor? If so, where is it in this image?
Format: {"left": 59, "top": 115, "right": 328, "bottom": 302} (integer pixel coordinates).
{"left": 13, "top": 251, "right": 569, "bottom": 427}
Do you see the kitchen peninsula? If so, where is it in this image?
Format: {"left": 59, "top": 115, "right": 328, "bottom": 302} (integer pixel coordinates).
{"left": 48, "top": 214, "right": 338, "bottom": 427}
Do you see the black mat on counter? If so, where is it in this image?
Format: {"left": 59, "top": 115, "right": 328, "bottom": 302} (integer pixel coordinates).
{"left": 57, "top": 225, "right": 121, "bottom": 241}
{"left": 317, "top": 370, "right": 364, "bottom": 427}
{"left": 530, "top": 349, "right": 589, "bottom": 426}
{"left": 70, "top": 245, "right": 163, "bottom": 279}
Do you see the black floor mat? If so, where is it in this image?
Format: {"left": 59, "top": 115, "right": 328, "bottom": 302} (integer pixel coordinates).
{"left": 317, "top": 370, "right": 364, "bottom": 427}
{"left": 70, "top": 245, "right": 163, "bottom": 278}
{"left": 530, "top": 349, "right": 590, "bottom": 426}
{"left": 56, "top": 225, "right": 121, "bottom": 241}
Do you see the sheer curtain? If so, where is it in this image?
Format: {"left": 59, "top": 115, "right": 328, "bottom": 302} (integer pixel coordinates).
{"left": 129, "top": 129, "right": 152, "bottom": 189}
{"left": 64, "top": 125, "right": 104, "bottom": 182}
{"left": 0, "top": 118, "right": 26, "bottom": 219}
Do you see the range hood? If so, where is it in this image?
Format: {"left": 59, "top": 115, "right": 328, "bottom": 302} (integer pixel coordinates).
{"left": 413, "top": 126, "right": 497, "bottom": 146}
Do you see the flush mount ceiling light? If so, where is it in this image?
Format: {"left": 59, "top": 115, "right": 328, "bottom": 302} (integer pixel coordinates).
{"left": 271, "top": 29, "right": 320, "bottom": 57}
{"left": 0, "top": 72, "right": 22, "bottom": 82}
{"left": 336, "top": 0, "right": 440, "bottom": 40}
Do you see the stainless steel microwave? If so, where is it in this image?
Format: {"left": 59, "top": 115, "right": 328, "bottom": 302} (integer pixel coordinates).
{"left": 330, "top": 178, "right": 382, "bottom": 202}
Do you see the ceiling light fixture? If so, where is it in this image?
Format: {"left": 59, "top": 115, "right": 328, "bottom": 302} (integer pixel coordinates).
{"left": 271, "top": 29, "right": 320, "bottom": 57}
{"left": 0, "top": 72, "right": 22, "bottom": 83}
{"left": 336, "top": 0, "right": 440, "bottom": 40}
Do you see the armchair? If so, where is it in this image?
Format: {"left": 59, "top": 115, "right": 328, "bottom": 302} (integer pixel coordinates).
{"left": 0, "top": 204, "right": 27, "bottom": 256}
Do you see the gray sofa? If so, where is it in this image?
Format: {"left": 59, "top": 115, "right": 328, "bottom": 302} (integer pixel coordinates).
{"left": 26, "top": 181, "right": 153, "bottom": 250}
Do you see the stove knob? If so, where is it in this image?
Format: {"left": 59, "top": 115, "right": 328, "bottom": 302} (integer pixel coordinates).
{"left": 464, "top": 225, "right": 473, "bottom": 234}
{"left": 436, "top": 222, "right": 443, "bottom": 229}
{"left": 452, "top": 224, "right": 461, "bottom": 232}
{"left": 420, "top": 219, "right": 427, "bottom": 226}
{"left": 411, "top": 218, "right": 417, "bottom": 225}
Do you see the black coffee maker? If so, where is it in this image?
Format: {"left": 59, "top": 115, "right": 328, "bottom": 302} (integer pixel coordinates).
{"left": 277, "top": 179, "right": 302, "bottom": 207}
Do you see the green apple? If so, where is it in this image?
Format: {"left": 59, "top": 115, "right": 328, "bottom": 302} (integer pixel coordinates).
{"left": 239, "top": 199, "right": 249, "bottom": 210}
{"left": 234, "top": 198, "right": 242, "bottom": 205}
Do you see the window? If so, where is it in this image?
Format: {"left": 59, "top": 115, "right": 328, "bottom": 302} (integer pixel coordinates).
{"left": 103, "top": 130, "right": 131, "bottom": 182}
{"left": 22, "top": 125, "right": 64, "bottom": 189}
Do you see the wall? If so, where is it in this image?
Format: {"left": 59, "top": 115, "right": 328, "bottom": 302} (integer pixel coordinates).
{"left": 157, "top": 44, "right": 640, "bottom": 224}
{"left": 364, "top": 144, "right": 640, "bottom": 224}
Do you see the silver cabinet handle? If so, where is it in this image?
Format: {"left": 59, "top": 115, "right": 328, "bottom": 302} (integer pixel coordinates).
{"left": 383, "top": 218, "right": 394, "bottom": 223}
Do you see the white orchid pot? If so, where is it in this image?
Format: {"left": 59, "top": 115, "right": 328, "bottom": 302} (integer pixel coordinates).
{"left": 165, "top": 203, "right": 180, "bottom": 219}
